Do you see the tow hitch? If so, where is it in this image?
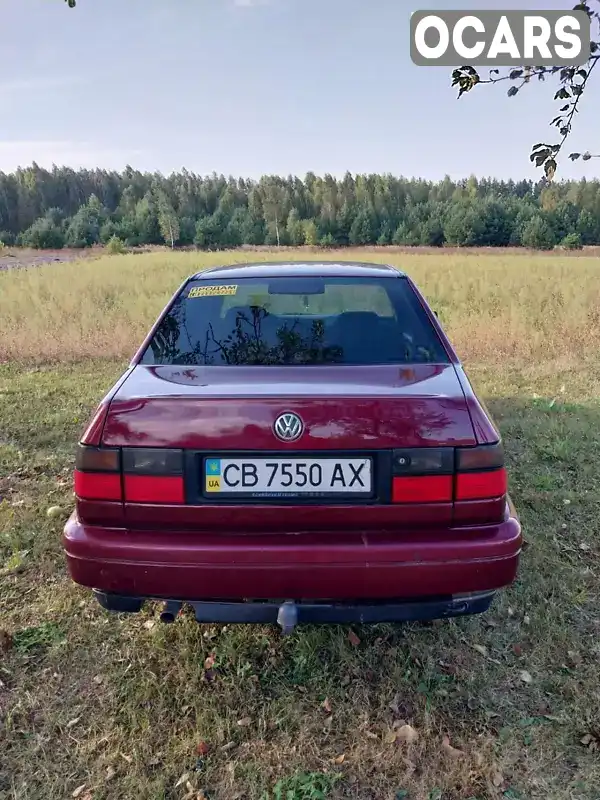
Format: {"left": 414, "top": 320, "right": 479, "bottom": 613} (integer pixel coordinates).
{"left": 276, "top": 600, "right": 298, "bottom": 635}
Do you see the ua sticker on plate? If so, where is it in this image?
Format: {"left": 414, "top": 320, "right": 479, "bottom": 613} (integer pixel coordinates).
{"left": 188, "top": 285, "right": 238, "bottom": 298}
{"left": 205, "top": 458, "right": 222, "bottom": 492}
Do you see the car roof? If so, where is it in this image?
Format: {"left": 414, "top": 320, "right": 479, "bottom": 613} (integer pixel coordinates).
{"left": 191, "top": 261, "right": 404, "bottom": 280}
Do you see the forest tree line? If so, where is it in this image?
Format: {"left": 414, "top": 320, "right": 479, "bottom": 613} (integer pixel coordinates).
{"left": 1, "top": 164, "right": 600, "bottom": 251}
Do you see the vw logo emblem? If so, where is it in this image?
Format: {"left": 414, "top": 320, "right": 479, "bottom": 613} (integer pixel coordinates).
{"left": 273, "top": 412, "right": 304, "bottom": 442}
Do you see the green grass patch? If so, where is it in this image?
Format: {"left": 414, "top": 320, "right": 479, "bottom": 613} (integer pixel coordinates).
{"left": 1, "top": 358, "right": 599, "bottom": 798}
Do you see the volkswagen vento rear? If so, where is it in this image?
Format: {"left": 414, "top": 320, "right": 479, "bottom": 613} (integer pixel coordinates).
{"left": 63, "top": 262, "right": 522, "bottom": 633}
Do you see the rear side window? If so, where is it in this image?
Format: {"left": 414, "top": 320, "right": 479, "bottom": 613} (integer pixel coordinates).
{"left": 140, "top": 276, "right": 449, "bottom": 366}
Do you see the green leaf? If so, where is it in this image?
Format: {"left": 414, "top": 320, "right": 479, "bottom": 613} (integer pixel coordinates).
{"left": 507, "top": 86, "right": 519, "bottom": 97}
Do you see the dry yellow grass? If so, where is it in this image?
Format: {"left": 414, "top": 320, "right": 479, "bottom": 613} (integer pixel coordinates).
{"left": 1, "top": 248, "right": 600, "bottom": 364}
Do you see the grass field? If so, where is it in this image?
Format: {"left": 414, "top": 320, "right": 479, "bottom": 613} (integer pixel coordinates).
{"left": 1, "top": 248, "right": 600, "bottom": 800}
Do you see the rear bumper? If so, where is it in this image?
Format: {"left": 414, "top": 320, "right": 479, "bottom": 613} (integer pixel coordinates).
{"left": 63, "top": 507, "right": 522, "bottom": 606}
{"left": 94, "top": 590, "right": 497, "bottom": 624}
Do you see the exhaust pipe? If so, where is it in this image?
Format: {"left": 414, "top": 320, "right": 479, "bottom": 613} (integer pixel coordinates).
{"left": 159, "top": 600, "right": 182, "bottom": 623}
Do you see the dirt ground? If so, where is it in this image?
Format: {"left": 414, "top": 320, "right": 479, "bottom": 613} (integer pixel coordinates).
{"left": 0, "top": 248, "right": 102, "bottom": 271}
{"left": 1, "top": 244, "right": 599, "bottom": 273}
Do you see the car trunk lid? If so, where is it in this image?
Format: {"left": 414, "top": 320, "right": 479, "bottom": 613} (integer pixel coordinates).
{"left": 101, "top": 363, "right": 476, "bottom": 450}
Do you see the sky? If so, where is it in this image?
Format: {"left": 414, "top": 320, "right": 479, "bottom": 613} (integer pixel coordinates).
{"left": 1, "top": 0, "right": 598, "bottom": 181}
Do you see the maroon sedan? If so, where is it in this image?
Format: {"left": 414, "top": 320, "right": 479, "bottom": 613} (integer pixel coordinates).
{"left": 64, "top": 261, "right": 522, "bottom": 633}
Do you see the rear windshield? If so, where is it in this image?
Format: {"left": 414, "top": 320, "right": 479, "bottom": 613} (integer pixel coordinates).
{"left": 140, "top": 276, "right": 449, "bottom": 366}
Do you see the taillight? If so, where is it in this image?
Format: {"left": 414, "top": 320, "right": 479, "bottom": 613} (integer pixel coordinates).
{"left": 455, "top": 443, "right": 506, "bottom": 500}
{"left": 74, "top": 446, "right": 185, "bottom": 504}
{"left": 74, "top": 445, "right": 122, "bottom": 500}
{"left": 390, "top": 444, "right": 507, "bottom": 506}
{"left": 391, "top": 448, "right": 454, "bottom": 503}
{"left": 122, "top": 448, "right": 184, "bottom": 504}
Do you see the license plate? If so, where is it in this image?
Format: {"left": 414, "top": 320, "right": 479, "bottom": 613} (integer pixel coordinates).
{"left": 203, "top": 456, "right": 373, "bottom": 497}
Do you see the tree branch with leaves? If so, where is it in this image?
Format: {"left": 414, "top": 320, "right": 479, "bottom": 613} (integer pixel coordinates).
{"left": 451, "top": 1, "right": 599, "bottom": 178}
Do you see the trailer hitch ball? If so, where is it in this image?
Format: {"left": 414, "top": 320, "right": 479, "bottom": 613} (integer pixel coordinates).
{"left": 277, "top": 600, "right": 298, "bottom": 635}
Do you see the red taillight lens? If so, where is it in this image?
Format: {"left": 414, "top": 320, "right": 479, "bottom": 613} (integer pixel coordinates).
{"left": 74, "top": 470, "right": 122, "bottom": 501}
{"left": 123, "top": 475, "right": 184, "bottom": 504}
{"left": 455, "top": 468, "right": 507, "bottom": 500}
{"left": 392, "top": 475, "right": 453, "bottom": 503}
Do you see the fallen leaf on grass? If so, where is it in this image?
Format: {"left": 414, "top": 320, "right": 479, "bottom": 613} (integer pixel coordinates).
{"left": 47, "top": 505, "right": 62, "bottom": 518}
{"left": 348, "top": 630, "right": 361, "bottom": 647}
{"left": 492, "top": 771, "right": 504, "bottom": 787}
{"left": 322, "top": 697, "right": 332, "bottom": 713}
{"left": 237, "top": 717, "right": 251, "bottom": 727}
{"left": 579, "top": 542, "right": 591, "bottom": 551}
{"left": 204, "top": 653, "right": 216, "bottom": 670}
{"left": 332, "top": 753, "right": 345, "bottom": 764}
{"left": 396, "top": 724, "right": 419, "bottom": 745}
{"left": 519, "top": 670, "right": 533, "bottom": 684}
{"left": 472, "top": 644, "right": 488, "bottom": 657}
{"left": 66, "top": 717, "right": 81, "bottom": 729}
{"left": 512, "top": 643, "right": 523, "bottom": 657}
{"left": 581, "top": 733, "right": 599, "bottom": 752}
{"left": 175, "top": 773, "right": 191, "bottom": 788}
{"left": 143, "top": 620, "right": 155, "bottom": 630}
{"left": 0, "top": 630, "right": 13, "bottom": 652}
{"left": 72, "top": 786, "right": 86, "bottom": 799}
{"left": 221, "top": 741, "right": 236, "bottom": 752}
{"left": 120, "top": 753, "right": 132, "bottom": 763}
{"left": 442, "top": 735, "right": 464, "bottom": 758}
{"left": 105, "top": 766, "right": 116, "bottom": 781}
{"left": 385, "top": 729, "right": 399, "bottom": 744}
{"left": 196, "top": 741, "right": 210, "bottom": 756}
